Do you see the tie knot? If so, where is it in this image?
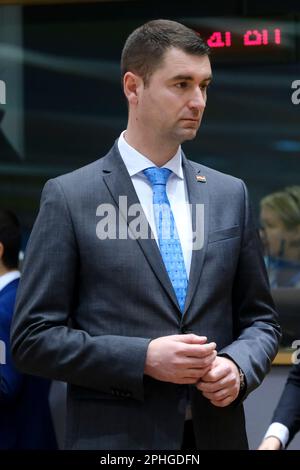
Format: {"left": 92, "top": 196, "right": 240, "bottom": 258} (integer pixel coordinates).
{"left": 143, "top": 167, "right": 172, "bottom": 187}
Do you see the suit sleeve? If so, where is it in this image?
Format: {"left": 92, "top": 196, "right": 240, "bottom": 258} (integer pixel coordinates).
{"left": 218, "top": 180, "right": 281, "bottom": 398}
{"left": 0, "top": 302, "right": 23, "bottom": 403}
{"left": 11, "top": 179, "right": 151, "bottom": 402}
{"left": 272, "top": 363, "right": 300, "bottom": 445}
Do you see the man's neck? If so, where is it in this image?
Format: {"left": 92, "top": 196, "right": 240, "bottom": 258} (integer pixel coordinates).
{"left": 124, "top": 128, "right": 179, "bottom": 167}
{"left": 0, "top": 266, "right": 15, "bottom": 277}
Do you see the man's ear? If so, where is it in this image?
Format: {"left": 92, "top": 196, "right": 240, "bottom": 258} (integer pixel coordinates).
{"left": 123, "top": 72, "right": 143, "bottom": 106}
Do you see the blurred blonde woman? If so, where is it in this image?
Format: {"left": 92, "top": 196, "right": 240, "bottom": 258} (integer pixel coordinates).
{"left": 260, "top": 186, "right": 300, "bottom": 287}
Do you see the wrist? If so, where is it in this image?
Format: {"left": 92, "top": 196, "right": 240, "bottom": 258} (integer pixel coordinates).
{"left": 144, "top": 339, "right": 156, "bottom": 376}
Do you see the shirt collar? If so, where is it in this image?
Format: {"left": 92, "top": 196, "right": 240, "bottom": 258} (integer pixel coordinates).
{"left": 0, "top": 270, "right": 20, "bottom": 292}
{"left": 118, "top": 131, "right": 184, "bottom": 180}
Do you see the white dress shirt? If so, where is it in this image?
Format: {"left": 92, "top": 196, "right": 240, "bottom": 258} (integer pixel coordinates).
{"left": 264, "top": 422, "right": 289, "bottom": 449}
{"left": 118, "top": 131, "right": 193, "bottom": 277}
{"left": 0, "top": 270, "right": 20, "bottom": 292}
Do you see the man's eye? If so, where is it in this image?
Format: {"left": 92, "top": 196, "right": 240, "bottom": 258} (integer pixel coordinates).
{"left": 175, "top": 82, "right": 187, "bottom": 88}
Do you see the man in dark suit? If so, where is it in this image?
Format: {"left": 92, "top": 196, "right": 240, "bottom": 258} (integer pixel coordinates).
{"left": 0, "top": 209, "right": 57, "bottom": 449}
{"left": 258, "top": 362, "right": 300, "bottom": 449}
{"left": 11, "top": 19, "right": 280, "bottom": 450}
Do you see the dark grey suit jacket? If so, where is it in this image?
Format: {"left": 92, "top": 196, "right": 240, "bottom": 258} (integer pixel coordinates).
{"left": 11, "top": 142, "right": 281, "bottom": 449}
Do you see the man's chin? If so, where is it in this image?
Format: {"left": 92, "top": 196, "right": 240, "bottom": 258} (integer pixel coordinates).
{"left": 178, "top": 127, "right": 199, "bottom": 141}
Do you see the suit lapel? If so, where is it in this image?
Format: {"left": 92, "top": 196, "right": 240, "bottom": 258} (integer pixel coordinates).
{"left": 101, "top": 144, "right": 181, "bottom": 311}
{"left": 182, "top": 155, "right": 209, "bottom": 315}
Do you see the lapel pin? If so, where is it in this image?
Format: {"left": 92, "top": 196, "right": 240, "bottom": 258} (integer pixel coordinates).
{"left": 196, "top": 175, "right": 206, "bottom": 183}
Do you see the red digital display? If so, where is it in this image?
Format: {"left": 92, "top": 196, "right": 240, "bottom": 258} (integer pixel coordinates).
{"left": 206, "top": 28, "right": 281, "bottom": 48}
{"left": 183, "top": 18, "right": 296, "bottom": 63}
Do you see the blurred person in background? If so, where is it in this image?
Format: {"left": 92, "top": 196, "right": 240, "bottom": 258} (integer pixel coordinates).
{"left": 260, "top": 186, "right": 300, "bottom": 288}
{"left": 259, "top": 187, "right": 300, "bottom": 449}
{"left": 260, "top": 186, "right": 300, "bottom": 346}
{"left": 0, "top": 209, "right": 57, "bottom": 449}
{"left": 258, "top": 361, "right": 300, "bottom": 450}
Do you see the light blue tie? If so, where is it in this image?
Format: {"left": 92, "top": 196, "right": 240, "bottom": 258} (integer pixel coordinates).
{"left": 143, "top": 167, "right": 188, "bottom": 312}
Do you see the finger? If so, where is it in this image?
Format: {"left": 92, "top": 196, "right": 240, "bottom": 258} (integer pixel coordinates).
{"left": 180, "top": 350, "right": 217, "bottom": 369}
{"left": 197, "top": 377, "right": 228, "bottom": 392}
{"left": 196, "top": 381, "right": 220, "bottom": 393}
{"left": 181, "top": 365, "right": 214, "bottom": 380}
{"left": 182, "top": 368, "right": 211, "bottom": 379}
{"left": 210, "top": 395, "right": 233, "bottom": 407}
{"left": 178, "top": 334, "right": 208, "bottom": 344}
{"left": 201, "top": 387, "right": 231, "bottom": 401}
{"left": 173, "top": 364, "right": 213, "bottom": 385}
{"left": 194, "top": 350, "right": 217, "bottom": 367}
{"left": 199, "top": 363, "right": 229, "bottom": 383}
{"left": 194, "top": 365, "right": 214, "bottom": 384}
{"left": 197, "top": 365, "right": 213, "bottom": 378}
{"left": 182, "top": 342, "right": 217, "bottom": 358}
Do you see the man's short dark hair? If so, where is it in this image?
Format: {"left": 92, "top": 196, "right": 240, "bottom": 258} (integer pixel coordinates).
{"left": 0, "top": 209, "right": 21, "bottom": 269}
{"left": 121, "top": 19, "right": 210, "bottom": 86}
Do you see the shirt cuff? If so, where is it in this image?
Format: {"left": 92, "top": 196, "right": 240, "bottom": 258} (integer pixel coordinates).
{"left": 264, "top": 422, "right": 290, "bottom": 449}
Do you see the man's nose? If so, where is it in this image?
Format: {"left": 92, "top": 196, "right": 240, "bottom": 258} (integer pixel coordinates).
{"left": 188, "top": 88, "right": 206, "bottom": 111}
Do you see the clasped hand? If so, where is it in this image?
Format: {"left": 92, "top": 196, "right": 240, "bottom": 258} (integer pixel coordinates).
{"left": 144, "top": 334, "right": 241, "bottom": 407}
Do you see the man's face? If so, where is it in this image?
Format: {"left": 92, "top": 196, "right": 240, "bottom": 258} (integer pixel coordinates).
{"left": 135, "top": 47, "right": 212, "bottom": 145}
